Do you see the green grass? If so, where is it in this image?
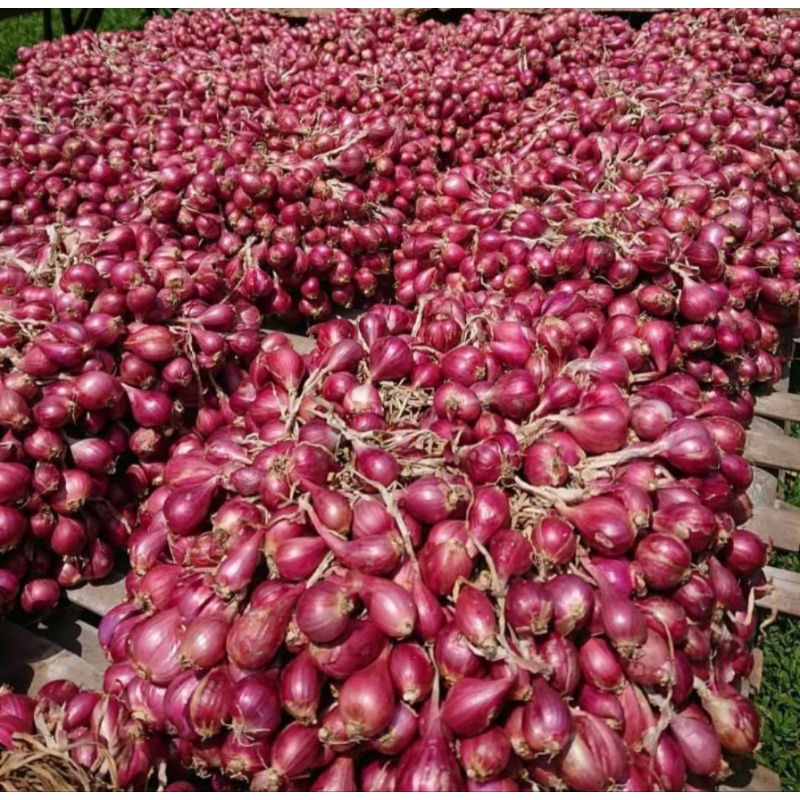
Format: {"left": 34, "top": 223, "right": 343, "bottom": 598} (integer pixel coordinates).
{"left": 756, "top": 424, "right": 800, "bottom": 790}
{"left": 0, "top": 5, "right": 799, "bottom": 791}
{"left": 756, "top": 550, "right": 800, "bottom": 791}
{"left": 0, "top": 10, "right": 165, "bottom": 77}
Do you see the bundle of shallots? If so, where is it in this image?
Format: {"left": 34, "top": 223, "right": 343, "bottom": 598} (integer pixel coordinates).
{"left": 98, "top": 291, "right": 767, "bottom": 790}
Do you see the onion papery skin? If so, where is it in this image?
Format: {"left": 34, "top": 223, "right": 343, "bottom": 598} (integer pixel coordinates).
{"left": 5, "top": 6, "right": 791, "bottom": 790}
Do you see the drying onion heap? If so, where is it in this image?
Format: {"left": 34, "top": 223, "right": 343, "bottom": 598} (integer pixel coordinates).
{"left": 0, "top": 679, "right": 202, "bottom": 790}
{"left": 396, "top": 35, "right": 800, "bottom": 396}
{"left": 95, "top": 290, "right": 769, "bottom": 790}
{"left": 0, "top": 5, "right": 797, "bottom": 792}
{"left": 0, "top": 6, "right": 654, "bottom": 616}
{"left": 0, "top": 6, "right": 797, "bottom": 618}
{"left": 0, "top": 8, "right": 631, "bottom": 324}
{"left": 0, "top": 220, "right": 267, "bottom": 615}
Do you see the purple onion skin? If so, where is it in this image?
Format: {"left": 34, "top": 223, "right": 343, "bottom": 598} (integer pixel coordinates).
{"left": 4, "top": 8, "right": 796, "bottom": 792}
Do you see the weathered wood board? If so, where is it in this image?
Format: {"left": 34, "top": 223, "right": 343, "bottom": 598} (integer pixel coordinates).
{"left": 719, "top": 762, "right": 782, "bottom": 792}
{"left": 744, "top": 425, "right": 800, "bottom": 472}
{"left": 748, "top": 503, "right": 800, "bottom": 552}
{"left": 758, "top": 566, "right": 800, "bottom": 617}
{"left": 0, "top": 622, "right": 102, "bottom": 694}
{"left": 754, "top": 391, "right": 800, "bottom": 424}
{"left": 66, "top": 574, "right": 126, "bottom": 618}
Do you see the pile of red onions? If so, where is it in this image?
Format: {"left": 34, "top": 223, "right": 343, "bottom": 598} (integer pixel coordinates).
{"left": 0, "top": 9, "right": 619, "bottom": 324}
{"left": 638, "top": 10, "right": 800, "bottom": 113}
{"left": 395, "top": 31, "right": 800, "bottom": 393}
{"left": 0, "top": 679, "right": 193, "bottom": 790}
{"left": 91, "top": 290, "right": 769, "bottom": 790}
{"left": 0, "top": 224, "right": 268, "bottom": 615}
{"left": 0, "top": 6, "right": 654, "bottom": 616}
{"left": 0, "top": 6, "right": 796, "bottom": 792}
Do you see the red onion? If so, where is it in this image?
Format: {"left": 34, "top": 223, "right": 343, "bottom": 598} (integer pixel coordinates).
{"left": 163, "top": 481, "right": 216, "bottom": 537}
{"left": 310, "top": 621, "right": 386, "bottom": 680}
{"left": 395, "top": 716, "right": 464, "bottom": 791}
{"left": 370, "top": 336, "right": 413, "bottom": 382}
{"left": 306, "top": 483, "right": 352, "bottom": 534}
{"left": 487, "top": 369, "right": 540, "bottom": 420}
{"left": 353, "top": 446, "right": 399, "bottom": 486}
{"left": 0, "top": 715, "right": 30, "bottom": 750}
{"left": 558, "top": 406, "right": 629, "bottom": 455}
{"left": 506, "top": 580, "right": 552, "bottom": 635}
{"left": 179, "top": 615, "right": 228, "bottom": 671}
{"left": 360, "top": 759, "right": 396, "bottom": 791}
{"left": 220, "top": 733, "right": 271, "bottom": 780}
{"left": 20, "top": 578, "right": 59, "bottom": 617}
{"left": 0, "top": 387, "right": 31, "bottom": 430}
{"left": 579, "top": 637, "right": 625, "bottom": 692}
{"left": 360, "top": 577, "right": 417, "bottom": 640}
{"left": 722, "top": 529, "right": 768, "bottom": 576}
{"left": 578, "top": 685, "right": 624, "bottom": 731}
{"left": 523, "top": 441, "right": 568, "bottom": 487}
{"left": 708, "top": 555, "right": 745, "bottom": 613}
{"left": 227, "top": 586, "right": 301, "bottom": 670}
{"left": 673, "top": 573, "right": 715, "bottom": 624}
{"left": 280, "top": 650, "right": 323, "bottom": 725}
{"left": 441, "top": 675, "right": 513, "bottom": 736}
{"left": 540, "top": 631, "right": 581, "bottom": 696}
{"left": 654, "top": 732, "right": 686, "bottom": 791}
{"left": 522, "top": 677, "right": 574, "bottom": 757}
{"left": 338, "top": 651, "right": 396, "bottom": 740}
{"left": 623, "top": 628, "right": 674, "bottom": 688}
{"left": 229, "top": 674, "right": 281, "bottom": 740}
{"left": 0, "top": 506, "right": 26, "bottom": 553}
{"left": 651, "top": 502, "right": 717, "bottom": 553}
{"left": 560, "top": 497, "right": 635, "bottom": 556}
{"left": 389, "top": 643, "right": 434, "bottom": 705}
{"left": 454, "top": 586, "right": 497, "bottom": 654}
{"left": 128, "top": 608, "right": 183, "bottom": 686}
{"left": 457, "top": 727, "right": 511, "bottom": 780}
{"left": 311, "top": 757, "right": 357, "bottom": 791}
{"left": 558, "top": 712, "right": 629, "bottom": 790}
{"left": 0, "top": 463, "right": 30, "bottom": 504}
{"left": 252, "top": 722, "right": 321, "bottom": 790}
{"left": 373, "top": 702, "right": 419, "bottom": 755}
{"left": 595, "top": 580, "right": 647, "bottom": 657}
{"left": 634, "top": 534, "right": 691, "bottom": 590}
{"left": 214, "top": 530, "right": 263, "bottom": 598}
{"left": 532, "top": 517, "right": 576, "bottom": 568}
{"left": 296, "top": 578, "right": 356, "bottom": 644}
{"left": 0, "top": 691, "right": 34, "bottom": 730}
{"left": 402, "top": 477, "right": 467, "bottom": 525}
{"left": 637, "top": 596, "right": 688, "bottom": 645}
{"left": 468, "top": 486, "right": 510, "bottom": 545}
{"left": 695, "top": 680, "right": 759, "bottom": 754}
{"left": 669, "top": 706, "right": 725, "bottom": 777}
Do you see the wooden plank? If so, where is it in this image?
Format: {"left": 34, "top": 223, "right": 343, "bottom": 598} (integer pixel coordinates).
{"left": 757, "top": 566, "right": 800, "bottom": 617}
{"left": 720, "top": 763, "right": 781, "bottom": 792}
{"left": 747, "top": 503, "right": 800, "bottom": 552}
{"left": 0, "top": 622, "right": 102, "bottom": 694}
{"left": 66, "top": 574, "right": 126, "bottom": 617}
{"left": 283, "top": 331, "right": 315, "bottom": 354}
{"left": 747, "top": 466, "right": 779, "bottom": 509}
{"left": 269, "top": 8, "right": 423, "bottom": 19}
{"left": 35, "top": 605, "right": 108, "bottom": 676}
{"left": 744, "top": 427, "right": 800, "bottom": 472}
{"left": 754, "top": 391, "right": 800, "bottom": 423}
{"left": 748, "top": 648, "right": 763, "bottom": 694}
